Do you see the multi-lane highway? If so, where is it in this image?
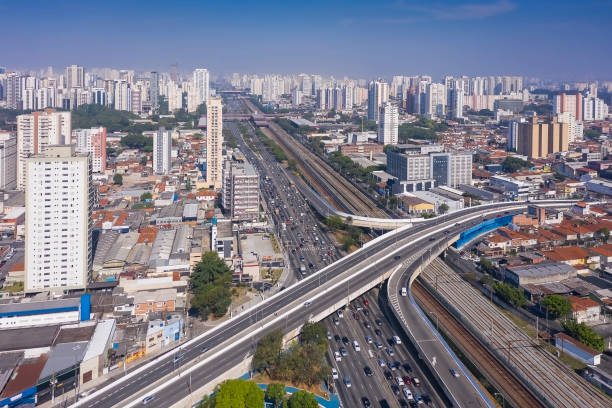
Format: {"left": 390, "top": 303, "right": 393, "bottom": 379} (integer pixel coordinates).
{"left": 70, "top": 201, "right": 578, "bottom": 408}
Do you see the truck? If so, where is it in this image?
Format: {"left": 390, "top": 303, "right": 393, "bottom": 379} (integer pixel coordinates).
{"left": 401, "top": 287, "right": 407, "bottom": 297}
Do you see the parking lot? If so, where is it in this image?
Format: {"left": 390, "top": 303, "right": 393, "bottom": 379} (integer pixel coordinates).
{"left": 324, "top": 288, "right": 441, "bottom": 408}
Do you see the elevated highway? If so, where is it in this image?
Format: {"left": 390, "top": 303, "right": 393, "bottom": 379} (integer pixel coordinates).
{"left": 71, "top": 201, "right": 582, "bottom": 408}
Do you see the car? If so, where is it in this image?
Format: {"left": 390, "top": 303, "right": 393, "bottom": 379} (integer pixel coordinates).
{"left": 342, "top": 336, "right": 349, "bottom": 345}
{"left": 326, "top": 331, "right": 332, "bottom": 340}
{"left": 343, "top": 377, "right": 351, "bottom": 388}
{"left": 142, "top": 395, "right": 155, "bottom": 404}
{"left": 386, "top": 347, "right": 394, "bottom": 356}
{"left": 396, "top": 376, "right": 405, "bottom": 386}
{"left": 334, "top": 334, "right": 341, "bottom": 342}
{"left": 393, "top": 335, "right": 402, "bottom": 344}
{"left": 422, "top": 395, "right": 431, "bottom": 405}
{"left": 429, "top": 237, "right": 435, "bottom": 241}
{"left": 337, "top": 310, "right": 344, "bottom": 318}
{"left": 331, "top": 367, "right": 339, "bottom": 379}
{"left": 352, "top": 340, "right": 361, "bottom": 351}
{"left": 394, "top": 255, "right": 401, "bottom": 260}
{"left": 333, "top": 317, "right": 340, "bottom": 325}
{"left": 403, "top": 363, "right": 412, "bottom": 373}
{"left": 363, "top": 309, "right": 370, "bottom": 316}
{"left": 391, "top": 385, "right": 401, "bottom": 396}
{"left": 303, "top": 301, "right": 311, "bottom": 307}
{"left": 353, "top": 313, "right": 360, "bottom": 320}
{"left": 201, "top": 346, "right": 209, "bottom": 353}
{"left": 412, "top": 377, "right": 421, "bottom": 386}
{"left": 361, "top": 397, "right": 371, "bottom": 407}
{"left": 414, "top": 393, "right": 424, "bottom": 404}
{"left": 450, "top": 369, "right": 460, "bottom": 378}
{"left": 377, "top": 359, "right": 386, "bottom": 367}
{"left": 375, "top": 319, "right": 383, "bottom": 326}
{"left": 364, "top": 321, "right": 371, "bottom": 329}
{"left": 365, "top": 335, "right": 373, "bottom": 344}
{"left": 364, "top": 366, "right": 373, "bottom": 376}
{"left": 375, "top": 328, "right": 382, "bottom": 336}
{"left": 375, "top": 340, "right": 383, "bottom": 349}
{"left": 384, "top": 370, "right": 393, "bottom": 380}
{"left": 409, "top": 401, "right": 418, "bottom": 408}
{"left": 334, "top": 351, "right": 342, "bottom": 361}
{"left": 339, "top": 347, "right": 347, "bottom": 357}
{"left": 403, "top": 375, "right": 411, "bottom": 385}
{"left": 403, "top": 388, "right": 413, "bottom": 400}
{"left": 173, "top": 353, "right": 184, "bottom": 362}
{"left": 380, "top": 399, "right": 391, "bottom": 408}
{"left": 363, "top": 299, "right": 369, "bottom": 307}
{"left": 399, "top": 399, "right": 409, "bottom": 407}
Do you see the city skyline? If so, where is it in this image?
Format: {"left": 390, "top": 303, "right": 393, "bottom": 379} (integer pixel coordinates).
{"left": 2, "top": 0, "right": 611, "bottom": 80}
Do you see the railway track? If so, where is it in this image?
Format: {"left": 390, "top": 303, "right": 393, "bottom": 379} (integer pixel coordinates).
{"left": 240, "top": 96, "right": 388, "bottom": 218}
{"left": 412, "top": 280, "right": 544, "bottom": 408}
{"left": 419, "top": 258, "right": 610, "bottom": 408}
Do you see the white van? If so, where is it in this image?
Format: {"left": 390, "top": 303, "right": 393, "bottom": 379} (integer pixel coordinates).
{"left": 352, "top": 340, "right": 361, "bottom": 351}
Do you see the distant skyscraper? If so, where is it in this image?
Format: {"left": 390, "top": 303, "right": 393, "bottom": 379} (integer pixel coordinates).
{"left": 114, "top": 81, "right": 131, "bottom": 111}
{"left": 73, "top": 127, "right": 107, "bottom": 173}
{"left": 552, "top": 93, "right": 583, "bottom": 122}
{"left": 6, "top": 73, "right": 21, "bottom": 110}
{"left": 193, "top": 69, "right": 210, "bottom": 105}
{"left": 583, "top": 96, "right": 608, "bottom": 121}
{"left": 150, "top": 71, "right": 160, "bottom": 111}
{"left": 64, "top": 65, "right": 85, "bottom": 89}
{"left": 426, "top": 83, "right": 446, "bottom": 118}
{"left": 25, "top": 145, "right": 92, "bottom": 293}
{"left": 368, "top": 81, "right": 389, "bottom": 121}
{"left": 206, "top": 98, "right": 223, "bottom": 189}
{"left": 16, "top": 109, "right": 71, "bottom": 190}
{"left": 153, "top": 127, "right": 172, "bottom": 175}
{"left": 377, "top": 102, "right": 398, "bottom": 145}
{"left": 0, "top": 131, "right": 17, "bottom": 190}
{"left": 450, "top": 86, "right": 465, "bottom": 120}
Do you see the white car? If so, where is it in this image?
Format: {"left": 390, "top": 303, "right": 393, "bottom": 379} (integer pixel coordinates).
{"left": 334, "top": 351, "right": 342, "bottom": 361}
{"left": 332, "top": 367, "right": 339, "bottom": 379}
{"left": 396, "top": 376, "right": 405, "bottom": 386}
{"left": 393, "top": 335, "right": 401, "bottom": 344}
{"left": 403, "top": 388, "right": 413, "bottom": 400}
{"left": 303, "top": 301, "right": 312, "bottom": 307}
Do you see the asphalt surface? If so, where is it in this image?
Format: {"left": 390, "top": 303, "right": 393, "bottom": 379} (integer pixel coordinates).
{"left": 326, "top": 289, "right": 442, "bottom": 408}
{"left": 70, "top": 201, "right": 569, "bottom": 408}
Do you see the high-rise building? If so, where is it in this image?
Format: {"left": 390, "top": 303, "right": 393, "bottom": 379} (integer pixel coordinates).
{"left": 0, "top": 131, "right": 17, "bottom": 190}
{"left": 377, "top": 102, "right": 398, "bottom": 145}
{"left": 193, "top": 68, "right": 210, "bottom": 105}
{"left": 113, "top": 80, "right": 131, "bottom": 111}
{"left": 153, "top": 127, "right": 172, "bottom": 175}
{"left": 450, "top": 80, "right": 465, "bottom": 120}
{"left": 368, "top": 81, "right": 389, "bottom": 121}
{"left": 507, "top": 118, "right": 527, "bottom": 151}
{"left": 73, "top": 127, "right": 107, "bottom": 173}
{"left": 292, "top": 88, "right": 302, "bottom": 106}
{"left": 6, "top": 73, "right": 21, "bottom": 110}
{"left": 221, "top": 160, "right": 260, "bottom": 221}
{"left": 426, "top": 83, "right": 446, "bottom": 118}
{"left": 583, "top": 96, "right": 608, "bottom": 121}
{"left": 16, "top": 109, "right": 71, "bottom": 190}
{"left": 430, "top": 152, "right": 472, "bottom": 188}
{"left": 25, "top": 145, "right": 93, "bottom": 293}
{"left": 516, "top": 117, "right": 569, "bottom": 158}
{"left": 206, "top": 98, "right": 223, "bottom": 189}
{"left": 150, "top": 71, "right": 160, "bottom": 111}
{"left": 552, "top": 93, "right": 583, "bottom": 122}
{"left": 64, "top": 65, "right": 85, "bottom": 89}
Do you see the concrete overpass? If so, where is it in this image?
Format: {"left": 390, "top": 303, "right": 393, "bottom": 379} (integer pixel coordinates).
{"left": 70, "top": 201, "right": 580, "bottom": 408}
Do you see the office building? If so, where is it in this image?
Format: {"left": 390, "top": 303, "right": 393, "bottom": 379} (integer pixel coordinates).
{"left": 430, "top": 152, "right": 473, "bottom": 188}
{"left": 206, "top": 98, "right": 223, "bottom": 189}
{"left": 553, "top": 93, "right": 583, "bottom": 122}
{"left": 377, "top": 102, "right": 398, "bottom": 145}
{"left": 16, "top": 109, "right": 71, "bottom": 190}
{"left": 368, "top": 81, "right": 389, "bottom": 121}
{"left": 153, "top": 127, "right": 172, "bottom": 175}
{"left": 64, "top": 65, "right": 85, "bottom": 89}
{"left": 0, "top": 131, "right": 17, "bottom": 190}
{"left": 25, "top": 145, "right": 93, "bottom": 293}
{"left": 193, "top": 68, "right": 210, "bottom": 105}
{"left": 73, "top": 127, "right": 107, "bottom": 173}
{"left": 221, "top": 160, "right": 260, "bottom": 221}
{"left": 516, "top": 117, "right": 569, "bottom": 158}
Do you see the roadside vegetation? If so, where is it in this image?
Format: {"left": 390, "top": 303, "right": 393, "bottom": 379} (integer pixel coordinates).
{"left": 325, "top": 215, "right": 363, "bottom": 251}
{"left": 189, "top": 251, "right": 233, "bottom": 320}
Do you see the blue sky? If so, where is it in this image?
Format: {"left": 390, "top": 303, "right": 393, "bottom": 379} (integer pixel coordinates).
{"left": 1, "top": 0, "right": 611, "bottom": 80}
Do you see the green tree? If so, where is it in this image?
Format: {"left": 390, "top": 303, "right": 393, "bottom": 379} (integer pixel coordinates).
{"left": 479, "top": 257, "right": 494, "bottom": 273}
{"left": 493, "top": 282, "right": 526, "bottom": 307}
{"left": 562, "top": 320, "right": 605, "bottom": 352}
{"left": 113, "top": 173, "right": 123, "bottom": 185}
{"left": 300, "top": 322, "right": 327, "bottom": 347}
{"left": 191, "top": 252, "right": 233, "bottom": 292}
{"left": 252, "top": 329, "right": 283, "bottom": 373}
{"left": 287, "top": 391, "right": 318, "bottom": 408}
{"left": 140, "top": 192, "right": 152, "bottom": 201}
{"left": 120, "top": 134, "right": 153, "bottom": 152}
{"left": 542, "top": 294, "right": 572, "bottom": 319}
{"left": 438, "top": 203, "right": 449, "bottom": 214}
{"left": 597, "top": 227, "right": 610, "bottom": 242}
{"left": 325, "top": 215, "right": 345, "bottom": 230}
{"left": 191, "top": 284, "right": 232, "bottom": 318}
{"left": 266, "top": 383, "right": 286, "bottom": 408}
{"left": 140, "top": 155, "right": 148, "bottom": 165}
{"left": 502, "top": 156, "right": 533, "bottom": 173}
{"left": 214, "top": 379, "right": 264, "bottom": 408}
{"left": 584, "top": 129, "right": 601, "bottom": 140}
{"left": 189, "top": 251, "right": 233, "bottom": 319}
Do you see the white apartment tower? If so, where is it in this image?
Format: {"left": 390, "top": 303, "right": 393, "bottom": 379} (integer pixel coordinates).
{"left": 64, "top": 65, "right": 85, "bottom": 89}
{"left": 73, "top": 127, "right": 107, "bottom": 173}
{"left": 153, "top": 127, "right": 172, "bottom": 175}
{"left": 426, "top": 83, "right": 446, "bottom": 118}
{"left": 368, "top": 81, "right": 389, "bottom": 121}
{"left": 378, "top": 102, "right": 399, "bottom": 145}
{"left": 193, "top": 68, "right": 210, "bottom": 105}
{"left": 0, "top": 131, "right": 17, "bottom": 190}
{"left": 25, "top": 145, "right": 93, "bottom": 293}
{"left": 16, "top": 109, "right": 71, "bottom": 190}
{"left": 206, "top": 98, "right": 223, "bottom": 189}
